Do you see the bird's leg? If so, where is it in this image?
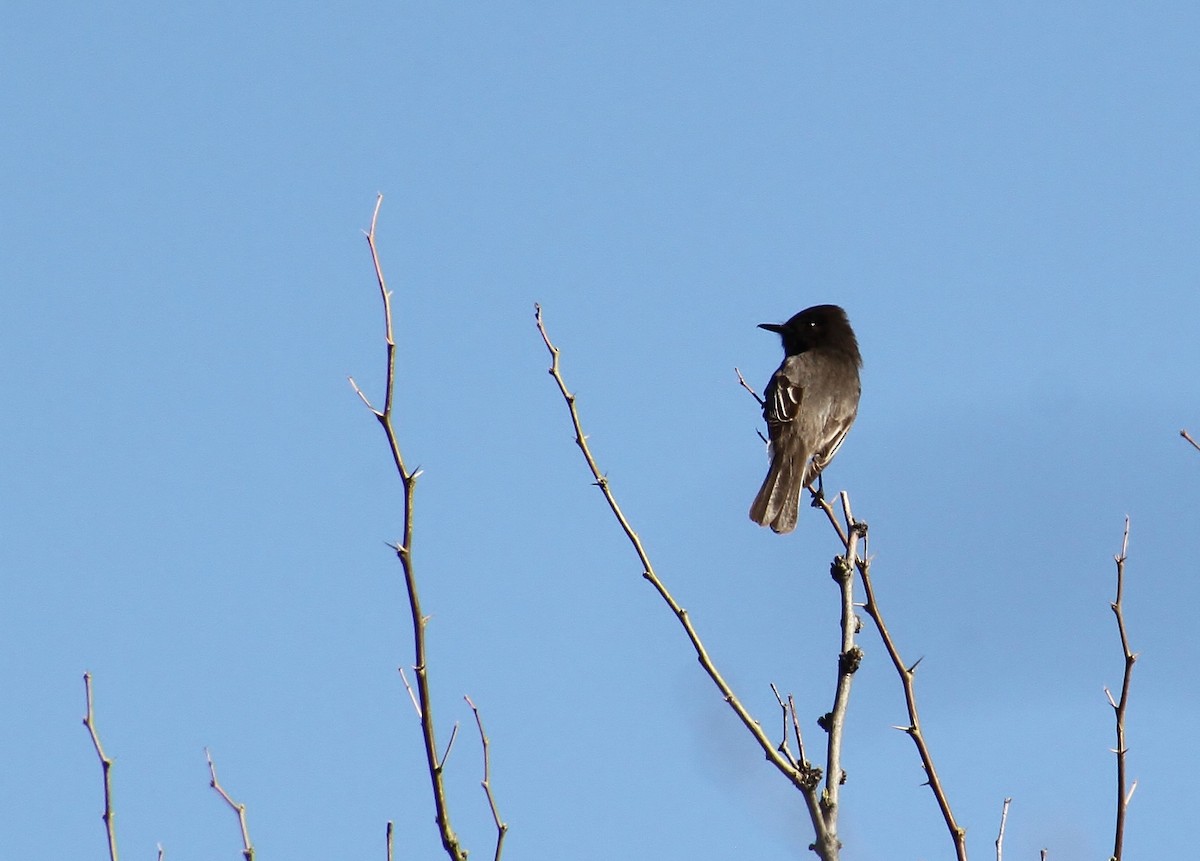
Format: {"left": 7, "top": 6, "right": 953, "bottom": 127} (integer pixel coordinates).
{"left": 808, "top": 464, "right": 826, "bottom": 508}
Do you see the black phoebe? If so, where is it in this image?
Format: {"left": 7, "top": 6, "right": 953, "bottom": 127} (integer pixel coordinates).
{"left": 748, "top": 304, "right": 862, "bottom": 534}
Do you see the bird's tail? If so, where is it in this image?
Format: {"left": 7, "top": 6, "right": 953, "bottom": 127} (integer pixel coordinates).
{"left": 748, "top": 451, "right": 804, "bottom": 534}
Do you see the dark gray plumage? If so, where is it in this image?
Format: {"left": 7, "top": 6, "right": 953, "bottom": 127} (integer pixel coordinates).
{"left": 749, "top": 304, "right": 862, "bottom": 534}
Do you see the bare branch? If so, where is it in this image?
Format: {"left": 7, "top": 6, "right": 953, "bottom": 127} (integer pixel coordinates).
{"left": 535, "top": 304, "right": 837, "bottom": 859}
{"left": 205, "top": 749, "right": 255, "bottom": 861}
{"left": 465, "top": 696, "right": 508, "bottom": 861}
{"left": 1108, "top": 518, "right": 1137, "bottom": 861}
{"left": 1180, "top": 428, "right": 1200, "bottom": 453}
{"left": 354, "top": 196, "right": 468, "bottom": 861}
{"left": 995, "top": 797, "right": 1012, "bottom": 861}
{"left": 386, "top": 821, "right": 394, "bottom": 861}
{"left": 81, "top": 672, "right": 119, "bottom": 861}
{"left": 840, "top": 506, "right": 966, "bottom": 861}
{"left": 769, "top": 684, "right": 799, "bottom": 768}
{"left": 734, "top": 367, "right": 765, "bottom": 406}
{"left": 787, "top": 695, "right": 809, "bottom": 772}
{"left": 364, "top": 193, "right": 397, "bottom": 423}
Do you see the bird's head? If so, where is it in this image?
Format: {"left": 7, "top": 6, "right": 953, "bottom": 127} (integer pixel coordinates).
{"left": 759, "top": 304, "right": 860, "bottom": 362}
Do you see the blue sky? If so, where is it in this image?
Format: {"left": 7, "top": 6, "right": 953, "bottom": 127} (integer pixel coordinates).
{"left": 4, "top": 3, "right": 1199, "bottom": 859}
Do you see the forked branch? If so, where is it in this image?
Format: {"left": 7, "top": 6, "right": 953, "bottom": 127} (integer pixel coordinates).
{"left": 809, "top": 492, "right": 967, "bottom": 861}
{"left": 205, "top": 749, "right": 255, "bottom": 861}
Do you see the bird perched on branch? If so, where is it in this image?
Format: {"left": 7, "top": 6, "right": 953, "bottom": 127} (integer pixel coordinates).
{"left": 748, "top": 304, "right": 862, "bottom": 534}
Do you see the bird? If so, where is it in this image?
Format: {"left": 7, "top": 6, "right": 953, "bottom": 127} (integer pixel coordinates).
{"left": 748, "top": 304, "right": 862, "bottom": 534}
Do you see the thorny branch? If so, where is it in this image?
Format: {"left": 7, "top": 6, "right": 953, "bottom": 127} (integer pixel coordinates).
{"left": 206, "top": 749, "right": 255, "bottom": 861}
{"left": 1105, "top": 519, "right": 1137, "bottom": 861}
{"left": 82, "top": 672, "right": 119, "bottom": 861}
{"left": 350, "top": 194, "right": 468, "bottom": 861}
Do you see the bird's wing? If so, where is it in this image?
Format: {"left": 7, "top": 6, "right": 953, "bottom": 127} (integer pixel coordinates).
{"left": 762, "top": 368, "right": 803, "bottom": 432}
{"left": 763, "top": 354, "right": 831, "bottom": 440}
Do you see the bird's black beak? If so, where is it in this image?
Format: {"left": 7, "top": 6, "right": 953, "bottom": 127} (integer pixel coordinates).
{"left": 758, "top": 322, "right": 785, "bottom": 333}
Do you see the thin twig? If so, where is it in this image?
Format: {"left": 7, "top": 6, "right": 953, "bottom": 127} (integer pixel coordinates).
{"left": 769, "top": 684, "right": 799, "bottom": 768}
{"left": 734, "top": 367, "right": 765, "bottom": 406}
{"left": 769, "top": 685, "right": 819, "bottom": 776}
{"left": 205, "top": 749, "right": 255, "bottom": 861}
{"left": 849, "top": 516, "right": 967, "bottom": 861}
{"left": 465, "top": 696, "right": 508, "bottom": 861}
{"left": 82, "top": 672, "right": 119, "bottom": 861}
{"left": 787, "top": 695, "right": 809, "bottom": 771}
{"left": 438, "top": 722, "right": 461, "bottom": 770}
{"left": 399, "top": 666, "right": 422, "bottom": 718}
{"left": 536, "top": 304, "right": 836, "bottom": 859}
{"left": 1180, "top": 429, "right": 1200, "bottom": 453}
{"left": 995, "top": 797, "right": 1012, "bottom": 861}
{"left": 387, "top": 821, "right": 394, "bottom": 861}
{"left": 1107, "top": 518, "right": 1136, "bottom": 861}
{"left": 810, "top": 490, "right": 850, "bottom": 549}
{"left": 353, "top": 195, "right": 467, "bottom": 861}
{"left": 157, "top": 844, "right": 164, "bottom": 861}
